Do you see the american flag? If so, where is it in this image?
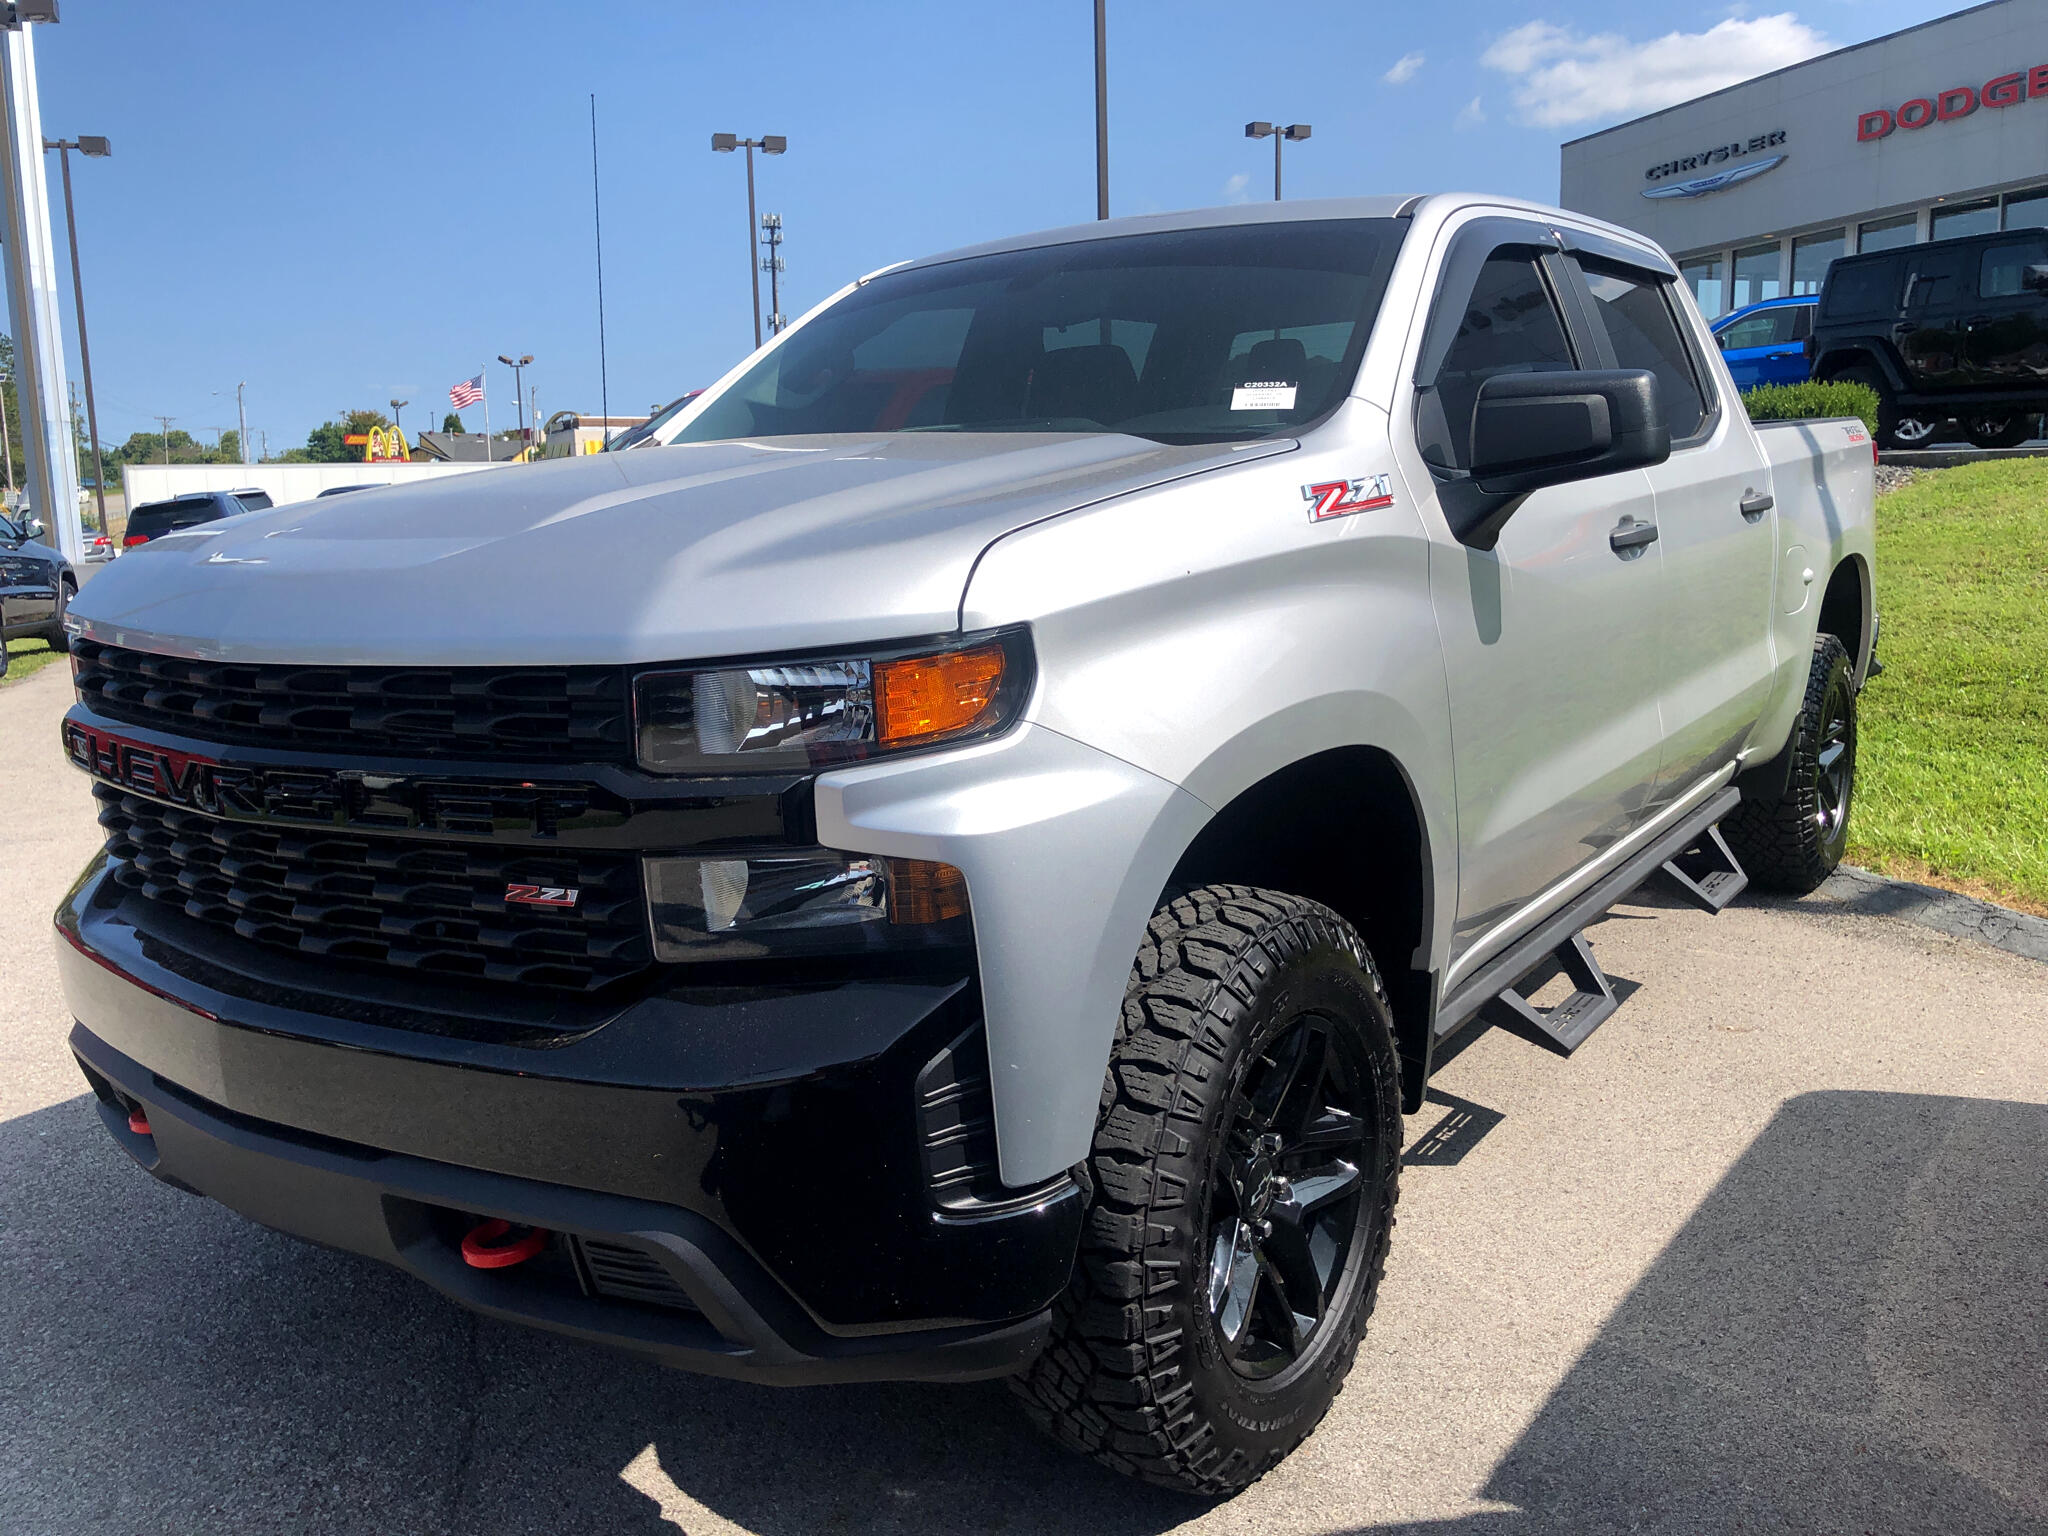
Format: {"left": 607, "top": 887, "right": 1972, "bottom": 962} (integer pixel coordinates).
{"left": 449, "top": 373, "right": 483, "bottom": 409}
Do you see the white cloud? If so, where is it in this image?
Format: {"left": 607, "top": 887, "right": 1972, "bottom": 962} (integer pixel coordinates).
{"left": 1383, "top": 51, "right": 1425, "bottom": 86}
{"left": 1455, "top": 95, "right": 1486, "bottom": 130}
{"left": 1480, "top": 12, "right": 1831, "bottom": 128}
{"left": 1223, "top": 171, "right": 1250, "bottom": 201}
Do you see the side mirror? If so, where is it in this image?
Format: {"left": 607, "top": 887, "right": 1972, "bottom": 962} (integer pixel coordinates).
{"left": 1716, "top": 331, "right": 1730, "bottom": 349}
{"left": 21, "top": 515, "right": 45, "bottom": 540}
{"left": 1468, "top": 368, "right": 1670, "bottom": 496}
{"left": 2024, "top": 263, "right": 2048, "bottom": 294}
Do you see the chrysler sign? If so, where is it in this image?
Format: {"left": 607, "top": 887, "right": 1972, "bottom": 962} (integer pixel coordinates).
{"left": 1642, "top": 129, "right": 1787, "bottom": 200}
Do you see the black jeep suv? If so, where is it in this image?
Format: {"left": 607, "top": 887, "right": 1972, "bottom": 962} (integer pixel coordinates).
{"left": 1809, "top": 228, "right": 2048, "bottom": 449}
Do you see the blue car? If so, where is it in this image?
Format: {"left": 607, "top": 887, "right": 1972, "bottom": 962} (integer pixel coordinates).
{"left": 1711, "top": 296, "right": 1816, "bottom": 389}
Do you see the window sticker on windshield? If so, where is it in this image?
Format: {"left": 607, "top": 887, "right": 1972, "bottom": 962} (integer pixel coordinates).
{"left": 1231, "top": 381, "right": 1298, "bottom": 411}
{"left": 1303, "top": 474, "right": 1394, "bottom": 522}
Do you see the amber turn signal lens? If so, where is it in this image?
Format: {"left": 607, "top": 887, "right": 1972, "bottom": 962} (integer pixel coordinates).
{"left": 874, "top": 642, "right": 1007, "bottom": 748}
{"left": 886, "top": 858, "right": 969, "bottom": 925}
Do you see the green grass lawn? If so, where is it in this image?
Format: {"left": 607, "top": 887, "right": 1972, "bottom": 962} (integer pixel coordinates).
{"left": 1849, "top": 459, "right": 2048, "bottom": 915}
{"left": 3, "top": 633, "right": 68, "bottom": 686}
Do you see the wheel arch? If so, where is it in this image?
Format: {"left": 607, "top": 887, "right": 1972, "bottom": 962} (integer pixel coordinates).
{"left": 1814, "top": 344, "right": 1902, "bottom": 393}
{"left": 1817, "top": 553, "right": 1872, "bottom": 685}
{"left": 1163, "top": 744, "right": 1440, "bottom": 1111}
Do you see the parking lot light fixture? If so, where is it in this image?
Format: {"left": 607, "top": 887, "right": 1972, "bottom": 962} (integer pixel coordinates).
{"left": 712, "top": 133, "right": 787, "bottom": 348}
{"left": 388, "top": 398, "right": 407, "bottom": 441}
{"left": 1244, "top": 120, "right": 1311, "bottom": 201}
{"left": 495, "top": 355, "right": 531, "bottom": 459}
{"left": 43, "top": 132, "right": 108, "bottom": 527}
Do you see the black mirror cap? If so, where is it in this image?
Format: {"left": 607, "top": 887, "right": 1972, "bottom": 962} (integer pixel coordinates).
{"left": 2024, "top": 262, "right": 2048, "bottom": 294}
{"left": 1468, "top": 368, "right": 1670, "bottom": 497}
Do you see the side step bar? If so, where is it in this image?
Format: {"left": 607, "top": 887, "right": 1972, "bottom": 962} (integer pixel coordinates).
{"left": 1433, "top": 785, "right": 1745, "bottom": 1056}
{"left": 1659, "top": 824, "right": 1750, "bottom": 913}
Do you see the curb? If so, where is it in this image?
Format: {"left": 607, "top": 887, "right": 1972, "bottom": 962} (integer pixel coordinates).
{"left": 1794, "top": 865, "right": 2048, "bottom": 966}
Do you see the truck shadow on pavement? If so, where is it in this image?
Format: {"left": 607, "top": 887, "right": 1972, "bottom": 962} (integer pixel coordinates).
{"left": 2, "top": 1088, "right": 2042, "bottom": 1534}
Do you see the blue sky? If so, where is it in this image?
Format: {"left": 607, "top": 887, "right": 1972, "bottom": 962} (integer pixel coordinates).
{"left": 36, "top": 0, "right": 1957, "bottom": 455}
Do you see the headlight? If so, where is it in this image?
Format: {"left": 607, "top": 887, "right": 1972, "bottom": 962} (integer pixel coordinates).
{"left": 644, "top": 850, "right": 970, "bottom": 960}
{"left": 633, "top": 629, "right": 1031, "bottom": 775}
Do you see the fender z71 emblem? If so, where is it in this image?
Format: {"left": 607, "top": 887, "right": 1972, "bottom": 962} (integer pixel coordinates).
{"left": 505, "top": 884, "right": 580, "bottom": 908}
{"left": 1302, "top": 474, "right": 1394, "bottom": 522}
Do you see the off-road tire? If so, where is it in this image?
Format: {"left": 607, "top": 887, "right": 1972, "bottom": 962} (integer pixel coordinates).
{"left": 1836, "top": 364, "right": 1930, "bottom": 449}
{"left": 1722, "top": 634, "right": 1857, "bottom": 894}
{"left": 1012, "top": 884, "right": 1402, "bottom": 1496}
{"left": 44, "top": 577, "right": 72, "bottom": 653}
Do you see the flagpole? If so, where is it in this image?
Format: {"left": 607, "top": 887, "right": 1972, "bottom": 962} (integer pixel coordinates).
{"left": 481, "top": 371, "right": 491, "bottom": 460}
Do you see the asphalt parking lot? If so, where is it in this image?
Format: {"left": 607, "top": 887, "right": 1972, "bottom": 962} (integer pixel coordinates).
{"left": 3, "top": 660, "right": 2044, "bottom": 1536}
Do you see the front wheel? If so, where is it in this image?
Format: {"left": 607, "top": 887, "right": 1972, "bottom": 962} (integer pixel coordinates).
{"left": 1722, "top": 634, "right": 1857, "bottom": 893}
{"left": 44, "top": 577, "right": 73, "bottom": 653}
{"left": 1012, "top": 884, "right": 1402, "bottom": 1496}
{"left": 1836, "top": 365, "right": 1934, "bottom": 449}
{"left": 1963, "top": 413, "right": 2034, "bottom": 450}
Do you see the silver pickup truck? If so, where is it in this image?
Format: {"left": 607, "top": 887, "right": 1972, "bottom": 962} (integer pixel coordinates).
{"left": 56, "top": 194, "right": 1874, "bottom": 1495}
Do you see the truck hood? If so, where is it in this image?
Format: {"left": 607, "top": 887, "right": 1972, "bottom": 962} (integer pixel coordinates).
{"left": 73, "top": 433, "right": 1290, "bottom": 665}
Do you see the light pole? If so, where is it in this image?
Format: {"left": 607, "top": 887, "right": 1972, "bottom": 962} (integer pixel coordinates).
{"left": 495, "top": 355, "right": 530, "bottom": 460}
{"left": 210, "top": 385, "right": 247, "bottom": 464}
{"left": 1094, "top": 0, "right": 1109, "bottom": 219}
{"left": 388, "top": 397, "right": 407, "bottom": 443}
{"left": 43, "top": 132, "right": 108, "bottom": 529}
{"left": 1244, "top": 121, "right": 1311, "bottom": 201}
{"left": 760, "top": 212, "right": 785, "bottom": 335}
{"left": 710, "top": 133, "right": 786, "bottom": 348}
{"left": 0, "top": 367, "right": 12, "bottom": 502}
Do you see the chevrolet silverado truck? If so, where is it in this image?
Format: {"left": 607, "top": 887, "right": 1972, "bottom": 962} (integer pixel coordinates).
{"left": 55, "top": 195, "right": 1876, "bottom": 1495}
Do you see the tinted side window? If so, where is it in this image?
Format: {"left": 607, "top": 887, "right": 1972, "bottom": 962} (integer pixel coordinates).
{"left": 1979, "top": 237, "right": 2048, "bottom": 299}
{"left": 1416, "top": 249, "right": 1576, "bottom": 471}
{"left": 1822, "top": 261, "right": 1897, "bottom": 318}
{"left": 1718, "top": 311, "right": 1781, "bottom": 349}
{"left": 1790, "top": 305, "right": 1814, "bottom": 340}
{"left": 1905, "top": 251, "right": 1968, "bottom": 310}
{"left": 1577, "top": 262, "right": 1708, "bottom": 440}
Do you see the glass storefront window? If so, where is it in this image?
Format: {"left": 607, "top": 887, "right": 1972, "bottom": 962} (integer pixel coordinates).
{"left": 1731, "top": 243, "right": 1782, "bottom": 309}
{"left": 1858, "top": 214, "right": 1918, "bottom": 252}
{"left": 2003, "top": 187, "right": 2048, "bottom": 230}
{"left": 1931, "top": 199, "right": 1998, "bottom": 239}
{"left": 1790, "top": 230, "right": 1847, "bottom": 295}
{"left": 1680, "top": 255, "right": 1727, "bottom": 319}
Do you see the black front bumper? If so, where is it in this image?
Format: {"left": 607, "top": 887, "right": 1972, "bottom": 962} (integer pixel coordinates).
{"left": 57, "top": 862, "right": 1081, "bottom": 1385}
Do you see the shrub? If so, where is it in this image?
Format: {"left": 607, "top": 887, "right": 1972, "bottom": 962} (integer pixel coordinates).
{"left": 1740, "top": 380, "right": 1880, "bottom": 437}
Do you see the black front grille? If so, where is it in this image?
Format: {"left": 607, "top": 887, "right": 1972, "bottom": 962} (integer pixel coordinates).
{"left": 96, "top": 785, "right": 651, "bottom": 991}
{"left": 72, "top": 639, "right": 631, "bottom": 763}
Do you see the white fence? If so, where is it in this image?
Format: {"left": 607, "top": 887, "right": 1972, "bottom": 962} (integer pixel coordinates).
{"left": 120, "top": 461, "right": 505, "bottom": 512}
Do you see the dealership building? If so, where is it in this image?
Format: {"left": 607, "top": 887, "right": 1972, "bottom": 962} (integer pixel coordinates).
{"left": 1560, "top": 0, "right": 2048, "bottom": 318}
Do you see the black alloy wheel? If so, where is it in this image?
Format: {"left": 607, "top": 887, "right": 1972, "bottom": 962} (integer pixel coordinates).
{"left": 1014, "top": 884, "right": 1402, "bottom": 1496}
{"left": 1812, "top": 658, "right": 1856, "bottom": 869}
{"left": 1723, "top": 634, "right": 1858, "bottom": 893}
{"left": 1206, "top": 1013, "right": 1372, "bottom": 1381}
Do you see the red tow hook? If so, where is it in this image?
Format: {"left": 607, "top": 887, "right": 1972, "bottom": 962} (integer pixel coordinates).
{"left": 460, "top": 1218, "right": 550, "bottom": 1269}
{"left": 126, "top": 1108, "right": 152, "bottom": 1136}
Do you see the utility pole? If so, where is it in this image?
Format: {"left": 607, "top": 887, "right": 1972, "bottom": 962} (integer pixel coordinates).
{"left": 760, "top": 212, "right": 785, "bottom": 335}
{"left": 0, "top": 368, "right": 13, "bottom": 500}
{"left": 236, "top": 382, "right": 248, "bottom": 464}
{"left": 1094, "top": 0, "right": 1109, "bottom": 219}
{"left": 0, "top": 12, "right": 83, "bottom": 561}
{"left": 154, "top": 414, "right": 174, "bottom": 465}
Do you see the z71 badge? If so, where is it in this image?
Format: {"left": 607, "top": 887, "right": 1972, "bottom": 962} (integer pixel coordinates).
{"left": 1302, "top": 474, "right": 1394, "bottom": 522}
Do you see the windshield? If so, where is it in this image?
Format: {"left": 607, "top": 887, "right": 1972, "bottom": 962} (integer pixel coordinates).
{"left": 671, "top": 218, "right": 1405, "bottom": 447}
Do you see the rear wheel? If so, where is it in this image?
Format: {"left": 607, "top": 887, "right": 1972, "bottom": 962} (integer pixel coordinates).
{"left": 1963, "top": 413, "right": 2034, "bottom": 450}
{"left": 1013, "top": 884, "right": 1402, "bottom": 1496}
{"left": 1836, "top": 365, "right": 1934, "bottom": 449}
{"left": 1722, "top": 634, "right": 1857, "bottom": 894}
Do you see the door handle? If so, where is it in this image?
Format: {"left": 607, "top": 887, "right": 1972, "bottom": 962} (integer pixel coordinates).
{"left": 1739, "top": 489, "right": 1774, "bottom": 520}
{"left": 1609, "top": 516, "right": 1659, "bottom": 554}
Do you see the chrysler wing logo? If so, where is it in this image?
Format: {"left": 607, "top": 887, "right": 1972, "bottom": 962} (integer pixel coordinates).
{"left": 1642, "top": 153, "right": 1785, "bottom": 200}
{"left": 505, "top": 884, "right": 580, "bottom": 908}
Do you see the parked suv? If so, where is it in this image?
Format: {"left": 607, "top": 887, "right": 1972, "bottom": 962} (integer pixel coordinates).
{"left": 57, "top": 195, "right": 1876, "bottom": 1495}
{"left": 1811, "top": 228, "right": 2048, "bottom": 448}
{"left": 1712, "top": 294, "right": 1815, "bottom": 389}
{"left": 0, "top": 508, "right": 76, "bottom": 650}
{"left": 121, "top": 488, "right": 273, "bottom": 549}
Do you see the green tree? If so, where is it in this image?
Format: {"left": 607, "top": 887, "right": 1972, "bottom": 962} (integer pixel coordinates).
{"left": 302, "top": 408, "right": 392, "bottom": 463}
{"left": 442, "top": 411, "right": 464, "bottom": 434}
{"left": 215, "top": 429, "right": 242, "bottom": 464}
